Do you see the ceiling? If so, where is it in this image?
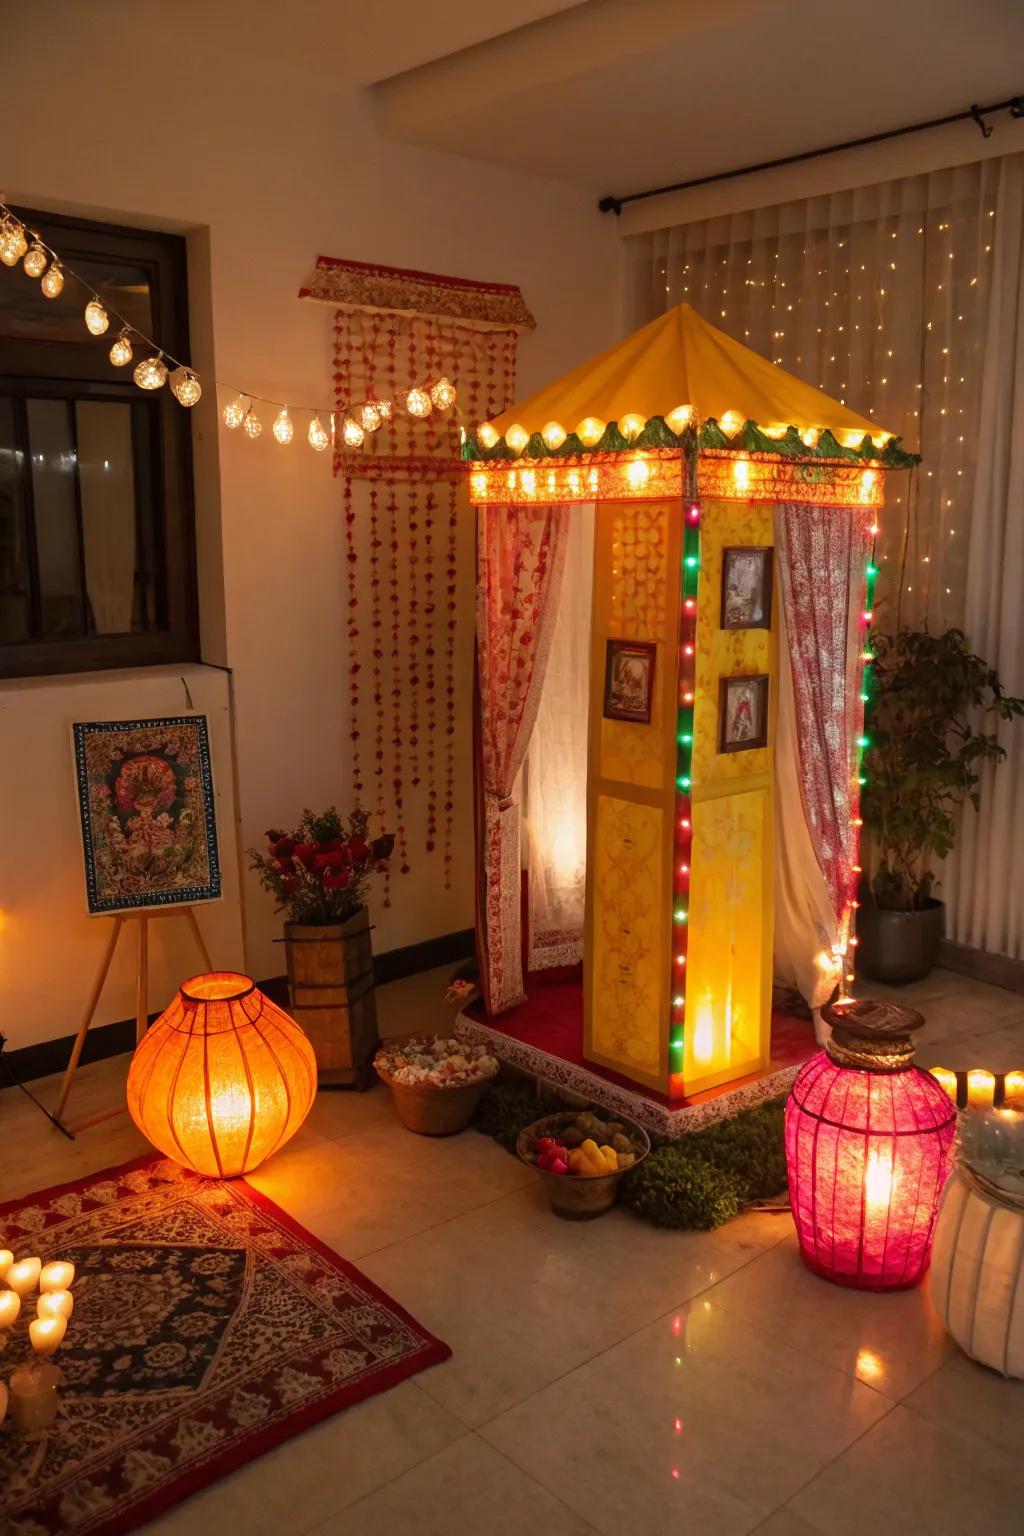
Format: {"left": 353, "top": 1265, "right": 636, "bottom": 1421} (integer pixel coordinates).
{"left": 366, "top": 0, "right": 1024, "bottom": 197}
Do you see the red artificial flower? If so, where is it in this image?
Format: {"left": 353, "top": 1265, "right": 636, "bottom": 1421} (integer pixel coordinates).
{"left": 269, "top": 834, "right": 297, "bottom": 857}
{"left": 293, "top": 843, "right": 319, "bottom": 869}
{"left": 274, "top": 856, "right": 295, "bottom": 874}
{"left": 348, "top": 838, "right": 371, "bottom": 864}
{"left": 323, "top": 868, "right": 352, "bottom": 889}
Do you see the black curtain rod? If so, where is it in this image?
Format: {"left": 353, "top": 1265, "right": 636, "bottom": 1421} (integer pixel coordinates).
{"left": 598, "top": 94, "right": 1024, "bottom": 214}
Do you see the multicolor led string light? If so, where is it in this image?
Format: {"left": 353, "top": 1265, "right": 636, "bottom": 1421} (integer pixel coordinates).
{"left": 670, "top": 494, "right": 702, "bottom": 1094}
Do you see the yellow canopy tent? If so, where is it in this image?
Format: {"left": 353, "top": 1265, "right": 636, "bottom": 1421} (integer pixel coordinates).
{"left": 465, "top": 304, "right": 912, "bottom": 1118}
{"left": 471, "top": 302, "right": 899, "bottom": 462}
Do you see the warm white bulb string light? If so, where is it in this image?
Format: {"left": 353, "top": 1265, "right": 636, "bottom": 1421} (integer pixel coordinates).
{"left": 0, "top": 196, "right": 456, "bottom": 448}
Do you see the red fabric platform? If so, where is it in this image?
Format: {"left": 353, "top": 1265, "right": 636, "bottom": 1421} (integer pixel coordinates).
{"left": 465, "top": 971, "right": 817, "bottom": 1108}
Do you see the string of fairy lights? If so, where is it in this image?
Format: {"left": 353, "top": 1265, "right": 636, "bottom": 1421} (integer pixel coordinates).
{"left": 670, "top": 495, "right": 702, "bottom": 1080}
{"left": 0, "top": 197, "right": 457, "bottom": 450}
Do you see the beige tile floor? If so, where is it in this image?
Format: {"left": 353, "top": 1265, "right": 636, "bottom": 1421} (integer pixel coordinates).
{"left": 2, "top": 965, "right": 1023, "bottom": 1534}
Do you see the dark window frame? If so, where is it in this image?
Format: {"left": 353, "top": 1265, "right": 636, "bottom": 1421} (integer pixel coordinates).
{"left": 0, "top": 206, "right": 198, "bottom": 679}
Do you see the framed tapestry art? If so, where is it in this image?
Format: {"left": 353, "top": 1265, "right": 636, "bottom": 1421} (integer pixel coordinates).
{"left": 604, "top": 639, "right": 657, "bottom": 724}
{"left": 721, "top": 546, "right": 773, "bottom": 630}
{"left": 73, "top": 716, "right": 221, "bottom": 914}
{"left": 718, "top": 674, "right": 769, "bottom": 753}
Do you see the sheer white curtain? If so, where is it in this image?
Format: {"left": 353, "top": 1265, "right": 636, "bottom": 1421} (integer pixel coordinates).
{"left": 628, "top": 159, "right": 1005, "bottom": 630}
{"left": 945, "top": 155, "right": 1024, "bottom": 958}
{"left": 628, "top": 153, "right": 1024, "bottom": 959}
{"left": 525, "top": 505, "right": 594, "bottom": 971}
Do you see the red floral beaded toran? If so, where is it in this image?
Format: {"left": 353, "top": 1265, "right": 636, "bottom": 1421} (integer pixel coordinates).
{"left": 330, "top": 285, "right": 526, "bottom": 892}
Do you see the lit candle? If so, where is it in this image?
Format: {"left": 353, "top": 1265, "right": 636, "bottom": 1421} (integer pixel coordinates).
{"left": 37, "top": 1289, "right": 74, "bottom": 1321}
{"left": 9, "top": 1362, "right": 60, "bottom": 1431}
{"left": 0, "top": 1249, "right": 13, "bottom": 1281}
{"left": 7, "top": 1257, "right": 41, "bottom": 1297}
{"left": 929, "top": 1067, "right": 958, "bottom": 1103}
{"left": 0, "top": 1289, "right": 21, "bottom": 1327}
{"left": 29, "top": 1314, "right": 66, "bottom": 1355}
{"left": 39, "top": 1260, "right": 75, "bottom": 1293}
{"left": 1004, "top": 1070, "right": 1024, "bottom": 1112}
{"left": 966, "top": 1069, "right": 996, "bottom": 1109}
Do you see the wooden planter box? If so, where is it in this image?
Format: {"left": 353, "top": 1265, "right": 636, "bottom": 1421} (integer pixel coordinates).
{"left": 284, "top": 908, "right": 379, "bottom": 1088}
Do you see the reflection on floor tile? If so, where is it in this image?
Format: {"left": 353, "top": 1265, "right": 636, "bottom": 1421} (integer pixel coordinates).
{"left": 706, "top": 1232, "right": 953, "bottom": 1399}
{"left": 481, "top": 1301, "right": 893, "bottom": 1536}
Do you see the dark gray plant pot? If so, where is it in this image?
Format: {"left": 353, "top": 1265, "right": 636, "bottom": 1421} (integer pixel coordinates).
{"left": 856, "top": 899, "right": 944, "bottom": 984}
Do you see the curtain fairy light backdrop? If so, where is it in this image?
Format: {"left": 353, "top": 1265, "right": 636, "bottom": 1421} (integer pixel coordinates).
{"left": 629, "top": 153, "right": 1024, "bottom": 959}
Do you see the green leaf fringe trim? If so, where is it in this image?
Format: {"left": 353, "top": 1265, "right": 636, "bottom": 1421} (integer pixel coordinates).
{"left": 461, "top": 416, "right": 919, "bottom": 469}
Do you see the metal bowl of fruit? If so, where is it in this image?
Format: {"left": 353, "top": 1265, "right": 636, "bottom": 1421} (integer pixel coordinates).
{"left": 517, "top": 1109, "right": 650, "bottom": 1220}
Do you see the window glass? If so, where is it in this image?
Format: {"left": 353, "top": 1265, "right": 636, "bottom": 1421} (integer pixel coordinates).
{"left": 0, "top": 257, "right": 153, "bottom": 351}
{"left": 0, "top": 398, "right": 32, "bottom": 644}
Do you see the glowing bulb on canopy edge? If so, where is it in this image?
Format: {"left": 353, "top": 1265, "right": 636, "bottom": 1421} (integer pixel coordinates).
{"left": 719, "top": 409, "right": 744, "bottom": 434}
{"left": 84, "top": 298, "right": 109, "bottom": 335}
{"left": 308, "top": 415, "right": 329, "bottom": 451}
{"left": 665, "top": 404, "right": 692, "bottom": 433}
{"left": 223, "top": 396, "right": 245, "bottom": 429}
{"left": 23, "top": 241, "right": 48, "bottom": 277}
{"left": 170, "top": 368, "right": 202, "bottom": 406}
{"left": 342, "top": 416, "right": 364, "bottom": 448}
{"left": 134, "top": 354, "right": 168, "bottom": 390}
{"left": 272, "top": 407, "right": 294, "bottom": 444}
{"left": 109, "top": 330, "right": 133, "bottom": 367}
{"left": 541, "top": 420, "right": 567, "bottom": 450}
{"left": 505, "top": 423, "right": 529, "bottom": 454}
{"left": 40, "top": 262, "right": 65, "bottom": 298}
{"left": 619, "top": 413, "right": 646, "bottom": 442}
{"left": 406, "top": 387, "right": 432, "bottom": 419}
{"left": 477, "top": 422, "right": 500, "bottom": 449}
{"left": 430, "top": 376, "right": 456, "bottom": 410}
{"left": 576, "top": 416, "right": 605, "bottom": 447}
{"left": 243, "top": 408, "right": 262, "bottom": 439}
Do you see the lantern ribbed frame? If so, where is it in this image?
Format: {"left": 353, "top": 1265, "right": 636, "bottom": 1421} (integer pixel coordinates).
{"left": 785, "top": 1051, "right": 956, "bottom": 1291}
{"left": 127, "top": 972, "right": 317, "bottom": 1178}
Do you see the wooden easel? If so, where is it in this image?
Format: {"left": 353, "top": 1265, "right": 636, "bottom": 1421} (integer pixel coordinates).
{"left": 54, "top": 906, "right": 213, "bottom": 1132}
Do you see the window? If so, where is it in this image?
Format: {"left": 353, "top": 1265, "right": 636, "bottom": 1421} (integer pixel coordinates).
{"left": 0, "top": 207, "right": 198, "bottom": 677}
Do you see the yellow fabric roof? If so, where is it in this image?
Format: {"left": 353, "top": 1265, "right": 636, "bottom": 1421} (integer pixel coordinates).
{"left": 486, "top": 303, "right": 892, "bottom": 444}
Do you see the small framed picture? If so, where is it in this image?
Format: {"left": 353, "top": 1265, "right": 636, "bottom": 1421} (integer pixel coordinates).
{"left": 721, "top": 546, "right": 773, "bottom": 630}
{"left": 718, "top": 674, "right": 769, "bottom": 753}
{"left": 603, "top": 639, "right": 657, "bottom": 724}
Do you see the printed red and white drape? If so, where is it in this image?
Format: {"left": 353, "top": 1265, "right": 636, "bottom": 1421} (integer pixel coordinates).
{"left": 476, "top": 503, "right": 571, "bottom": 1013}
{"left": 774, "top": 502, "right": 871, "bottom": 998}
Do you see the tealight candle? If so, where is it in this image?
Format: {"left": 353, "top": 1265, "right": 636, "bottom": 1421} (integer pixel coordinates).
{"left": 0, "top": 1289, "right": 21, "bottom": 1327}
{"left": 7, "top": 1257, "right": 41, "bottom": 1297}
{"left": 39, "top": 1260, "right": 75, "bottom": 1293}
{"left": 37, "top": 1289, "right": 73, "bottom": 1321}
{"left": 0, "top": 1249, "right": 13, "bottom": 1280}
{"left": 29, "top": 1314, "right": 66, "bottom": 1355}
{"left": 966, "top": 1069, "right": 996, "bottom": 1109}
{"left": 9, "top": 1362, "right": 60, "bottom": 1431}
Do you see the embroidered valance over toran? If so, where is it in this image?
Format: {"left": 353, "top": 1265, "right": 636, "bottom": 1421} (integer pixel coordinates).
{"left": 298, "top": 255, "right": 535, "bottom": 332}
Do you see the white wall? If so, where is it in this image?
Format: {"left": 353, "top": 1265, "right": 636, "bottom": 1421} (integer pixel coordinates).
{"left": 1, "top": 1, "right": 622, "bottom": 1050}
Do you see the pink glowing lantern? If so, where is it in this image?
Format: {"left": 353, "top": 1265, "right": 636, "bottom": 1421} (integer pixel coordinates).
{"left": 785, "top": 1000, "right": 956, "bottom": 1291}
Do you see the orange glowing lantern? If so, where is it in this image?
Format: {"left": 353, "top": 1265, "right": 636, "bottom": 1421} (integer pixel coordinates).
{"left": 127, "top": 972, "right": 317, "bottom": 1177}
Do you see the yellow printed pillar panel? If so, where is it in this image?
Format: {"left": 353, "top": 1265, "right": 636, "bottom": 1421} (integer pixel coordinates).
{"left": 584, "top": 499, "right": 681, "bottom": 1093}
{"left": 584, "top": 491, "right": 776, "bottom": 1102}
{"left": 682, "top": 497, "right": 776, "bottom": 1096}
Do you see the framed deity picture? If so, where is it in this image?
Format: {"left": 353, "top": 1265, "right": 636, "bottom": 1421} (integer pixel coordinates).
{"left": 603, "top": 639, "right": 657, "bottom": 724}
{"left": 73, "top": 715, "right": 221, "bottom": 914}
{"left": 721, "top": 546, "right": 773, "bottom": 630}
{"left": 718, "top": 674, "right": 769, "bottom": 753}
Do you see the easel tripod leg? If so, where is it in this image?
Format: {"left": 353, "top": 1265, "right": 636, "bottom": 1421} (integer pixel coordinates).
{"left": 54, "top": 917, "right": 124, "bottom": 1123}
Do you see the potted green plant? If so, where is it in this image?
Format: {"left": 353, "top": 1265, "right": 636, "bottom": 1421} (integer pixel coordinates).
{"left": 249, "top": 808, "right": 394, "bottom": 1087}
{"left": 858, "top": 628, "right": 1023, "bottom": 983}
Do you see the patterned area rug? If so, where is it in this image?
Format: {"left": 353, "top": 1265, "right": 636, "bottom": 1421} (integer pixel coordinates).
{"left": 0, "top": 1155, "right": 451, "bottom": 1536}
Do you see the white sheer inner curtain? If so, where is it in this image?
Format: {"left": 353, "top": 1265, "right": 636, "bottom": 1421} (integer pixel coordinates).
{"left": 627, "top": 152, "right": 1024, "bottom": 958}
{"left": 524, "top": 505, "right": 594, "bottom": 972}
